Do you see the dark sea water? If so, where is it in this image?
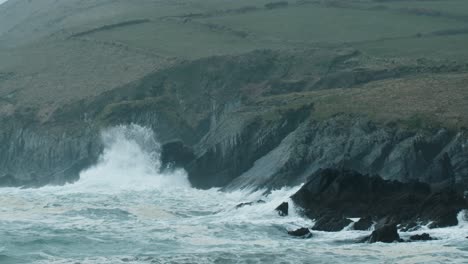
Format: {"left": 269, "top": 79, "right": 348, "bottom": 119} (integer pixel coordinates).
{"left": 1, "top": 125, "right": 467, "bottom": 264}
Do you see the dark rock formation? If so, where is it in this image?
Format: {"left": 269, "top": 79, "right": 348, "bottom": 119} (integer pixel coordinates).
{"left": 187, "top": 105, "right": 311, "bottom": 189}
{"left": 312, "top": 213, "right": 352, "bottom": 232}
{"left": 364, "top": 224, "right": 401, "bottom": 243}
{"left": 291, "top": 168, "right": 468, "bottom": 230}
{"left": 235, "top": 200, "right": 266, "bottom": 209}
{"left": 409, "top": 233, "right": 435, "bottom": 241}
{"left": 160, "top": 140, "right": 195, "bottom": 171}
{"left": 288, "top": 227, "right": 312, "bottom": 238}
{"left": 276, "top": 202, "right": 289, "bottom": 216}
{"left": 419, "top": 190, "right": 467, "bottom": 228}
{"left": 353, "top": 216, "right": 374, "bottom": 231}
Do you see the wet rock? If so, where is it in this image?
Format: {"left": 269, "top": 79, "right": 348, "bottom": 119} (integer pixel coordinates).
{"left": 276, "top": 202, "right": 288, "bottom": 216}
{"left": 312, "top": 213, "right": 352, "bottom": 232}
{"left": 291, "top": 168, "right": 468, "bottom": 230}
{"left": 235, "top": 200, "right": 266, "bottom": 209}
{"left": 353, "top": 216, "right": 373, "bottom": 231}
{"left": 364, "top": 224, "right": 401, "bottom": 243}
{"left": 160, "top": 140, "right": 195, "bottom": 171}
{"left": 421, "top": 190, "right": 467, "bottom": 228}
{"left": 409, "top": 233, "right": 434, "bottom": 241}
{"left": 288, "top": 227, "right": 312, "bottom": 238}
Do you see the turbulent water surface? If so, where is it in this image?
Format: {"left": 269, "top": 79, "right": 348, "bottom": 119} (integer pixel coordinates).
{"left": 1, "top": 125, "right": 468, "bottom": 264}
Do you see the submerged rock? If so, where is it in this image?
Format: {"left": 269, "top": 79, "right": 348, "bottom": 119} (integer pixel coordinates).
{"left": 409, "top": 233, "right": 435, "bottom": 241}
{"left": 364, "top": 224, "right": 401, "bottom": 243}
{"left": 353, "top": 216, "right": 374, "bottom": 231}
{"left": 276, "top": 202, "right": 289, "bottom": 216}
{"left": 288, "top": 227, "right": 312, "bottom": 238}
{"left": 291, "top": 168, "right": 468, "bottom": 230}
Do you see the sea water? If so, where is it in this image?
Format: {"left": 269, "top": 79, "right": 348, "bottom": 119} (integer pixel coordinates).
{"left": 1, "top": 125, "right": 467, "bottom": 264}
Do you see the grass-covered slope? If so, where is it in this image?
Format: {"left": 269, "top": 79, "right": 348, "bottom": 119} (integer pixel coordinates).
{"left": 1, "top": 0, "right": 468, "bottom": 120}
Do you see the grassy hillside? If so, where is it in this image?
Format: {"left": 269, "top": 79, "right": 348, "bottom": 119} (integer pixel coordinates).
{"left": 0, "top": 0, "right": 467, "bottom": 130}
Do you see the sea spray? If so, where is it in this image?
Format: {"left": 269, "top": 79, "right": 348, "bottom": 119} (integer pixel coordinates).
{"left": 75, "top": 124, "right": 190, "bottom": 192}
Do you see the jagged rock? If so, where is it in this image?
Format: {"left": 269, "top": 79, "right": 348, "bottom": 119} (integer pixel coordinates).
{"left": 235, "top": 200, "right": 266, "bottom": 209}
{"left": 276, "top": 202, "right": 289, "bottom": 216}
{"left": 353, "top": 216, "right": 373, "bottom": 231}
{"left": 364, "top": 224, "right": 401, "bottom": 243}
{"left": 288, "top": 227, "right": 312, "bottom": 238}
{"left": 291, "top": 168, "right": 468, "bottom": 230}
{"left": 312, "top": 213, "right": 352, "bottom": 232}
{"left": 409, "top": 233, "right": 434, "bottom": 241}
{"left": 421, "top": 190, "right": 467, "bottom": 228}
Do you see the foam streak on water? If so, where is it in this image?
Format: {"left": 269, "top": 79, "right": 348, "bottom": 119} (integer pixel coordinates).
{"left": 0, "top": 125, "right": 468, "bottom": 264}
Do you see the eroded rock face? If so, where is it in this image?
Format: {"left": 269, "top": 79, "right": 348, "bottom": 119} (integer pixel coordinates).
{"left": 290, "top": 168, "right": 468, "bottom": 230}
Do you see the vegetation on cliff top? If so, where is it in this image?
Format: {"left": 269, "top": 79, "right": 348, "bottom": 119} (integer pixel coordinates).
{"left": 1, "top": 0, "right": 468, "bottom": 132}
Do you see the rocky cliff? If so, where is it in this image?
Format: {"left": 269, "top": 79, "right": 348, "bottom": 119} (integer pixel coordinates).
{"left": 1, "top": 0, "right": 468, "bottom": 190}
{"left": 1, "top": 48, "right": 467, "bottom": 189}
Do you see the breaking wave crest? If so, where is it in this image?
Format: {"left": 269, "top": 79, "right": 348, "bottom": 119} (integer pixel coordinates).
{"left": 74, "top": 124, "right": 190, "bottom": 192}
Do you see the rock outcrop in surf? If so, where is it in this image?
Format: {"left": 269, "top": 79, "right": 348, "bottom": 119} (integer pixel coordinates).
{"left": 288, "top": 168, "right": 468, "bottom": 232}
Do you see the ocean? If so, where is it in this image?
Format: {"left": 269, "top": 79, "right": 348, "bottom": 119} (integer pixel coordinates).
{"left": 1, "top": 125, "right": 467, "bottom": 264}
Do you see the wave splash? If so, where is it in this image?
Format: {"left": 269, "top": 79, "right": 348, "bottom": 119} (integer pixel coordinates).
{"left": 75, "top": 124, "right": 190, "bottom": 192}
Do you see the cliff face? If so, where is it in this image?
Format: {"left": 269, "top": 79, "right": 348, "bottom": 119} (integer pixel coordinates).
{"left": 1, "top": 48, "right": 467, "bottom": 189}
{"left": 2, "top": 0, "right": 468, "bottom": 189}
{"left": 0, "top": 120, "right": 100, "bottom": 187}
{"left": 220, "top": 116, "right": 468, "bottom": 190}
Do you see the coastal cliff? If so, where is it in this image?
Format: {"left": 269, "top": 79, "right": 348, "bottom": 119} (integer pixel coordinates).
{"left": 1, "top": 49, "right": 468, "bottom": 189}
{"left": 2, "top": 0, "right": 468, "bottom": 190}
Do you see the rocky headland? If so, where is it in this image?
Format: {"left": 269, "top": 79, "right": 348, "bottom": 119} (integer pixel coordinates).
{"left": 276, "top": 168, "right": 468, "bottom": 242}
